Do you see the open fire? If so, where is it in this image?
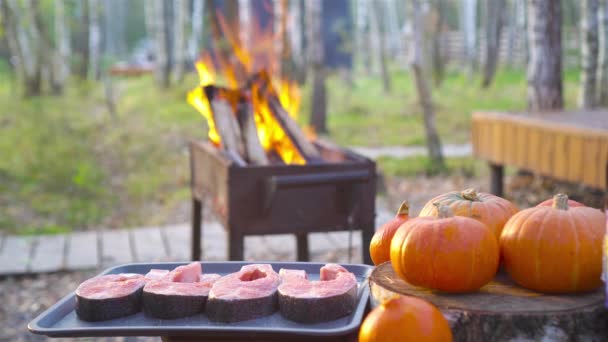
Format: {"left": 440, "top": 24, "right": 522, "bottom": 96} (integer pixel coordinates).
{"left": 186, "top": 8, "right": 376, "bottom": 265}
{"left": 187, "top": 17, "right": 316, "bottom": 165}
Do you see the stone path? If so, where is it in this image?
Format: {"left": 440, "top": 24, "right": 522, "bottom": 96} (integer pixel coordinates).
{"left": 351, "top": 143, "right": 472, "bottom": 159}
{"left": 0, "top": 209, "right": 393, "bottom": 276}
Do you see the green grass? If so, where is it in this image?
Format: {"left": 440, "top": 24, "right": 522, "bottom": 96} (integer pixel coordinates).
{"left": 0, "top": 66, "right": 581, "bottom": 234}
{"left": 299, "top": 67, "right": 580, "bottom": 147}
{"left": 0, "top": 74, "right": 204, "bottom": 234}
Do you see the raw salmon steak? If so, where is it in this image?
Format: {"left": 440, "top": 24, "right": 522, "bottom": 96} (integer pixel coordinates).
{"left": 278, "top": 263, "right": 358, "bottom": 323}
{"left": 206, "top": 264, "right": 280, "bottom": 322}
{"left": 143, "top": 262, "right": 221, "bottom": 319}
{"left": 75, "top": 273, "right": 146, "bottom": 322}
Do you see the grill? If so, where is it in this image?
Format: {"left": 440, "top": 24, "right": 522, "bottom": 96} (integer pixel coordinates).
{"left": 189, "top": 140, "right": 376, "bottom": 264}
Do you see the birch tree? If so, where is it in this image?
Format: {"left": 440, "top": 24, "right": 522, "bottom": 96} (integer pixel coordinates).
{"left": 431, "top": 0, "right": 445, "bottom": 86}
{"left": 461, "top": 0, "right": 477, "bottom": 75}
{"left": 1, "top": 0, "right": 43, "bottom": 96}
{"left": 598, "top": 0, "right": 608, "bottom": 105}
{"left": 289, "top": 0, "right": 305, "bottom": 83}
{"left": 51, "top": 0, "right": 70, "bottom": 94}
{"left": 527, "top": 0, "right": 563, "bottom": 110}
{"left": 355, "top": 0, "right": 372, "bottom": 75}
{"left": 385, "top": 0, "right": 403, "bottom": 58}
{"left": 306, "top": 0, "right": 327, "bottom": 133}
{"left": 481, "top": 0, "right": 506, "bottom": 88}
{"left": 579, "top": 0, "right": 600, "bottom": 108}
{"left": 274, "top": 0, "right": 293, "bottom": 79}
{"left": 371, "top": 0, "right": 391, "bottom": 93}
{"left": 173, "top": 0, "right": 189, "bottom": 82}
{"left": 407, "top": 0, "right": 445, "bottom": 170}
{"left": 149, "top": 0, "right": 171, "bottom": 88}
{"left": 89, "top": 0, "right": 101, "bottom": 81}
{"left": 188, "top": 0, "right": 204, "bottom": 62}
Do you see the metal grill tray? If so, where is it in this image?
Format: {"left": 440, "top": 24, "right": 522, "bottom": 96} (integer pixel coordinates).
{"left": 28, "top": 261, "right": 373, "bottom": 338}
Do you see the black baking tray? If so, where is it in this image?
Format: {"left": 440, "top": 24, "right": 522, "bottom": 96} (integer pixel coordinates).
{"left": 28, "top": 261, "right": 372, "bottom": 338}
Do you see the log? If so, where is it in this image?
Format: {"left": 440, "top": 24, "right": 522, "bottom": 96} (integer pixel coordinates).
{"left": 249, "top": 71, "right": 321, "bottom": 163}
{"left": 204, "top": 86, "right": 245, "bottom": 163}
{"left": 266, "top": 96, "right": 322, "bottom": 163}
{"left": 236, "top": 100, "right": 269, "bottom": 165}
{"left": 369, "top": 262, "right": 608, "bottom": 342}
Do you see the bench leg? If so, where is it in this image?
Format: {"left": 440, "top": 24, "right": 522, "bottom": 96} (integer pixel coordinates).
{"left": 296, "top": 233, "right": 309, "bottom": 262}
{"left": 490, "top": 163, "right": 504, "bottom": 197}
{"left": 191, "top": 198, "right": 203, "bottom": 261}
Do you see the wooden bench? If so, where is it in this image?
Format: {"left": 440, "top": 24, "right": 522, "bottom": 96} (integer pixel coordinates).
{"left": 471, "top": 111, "right": 608, "bottom": 196}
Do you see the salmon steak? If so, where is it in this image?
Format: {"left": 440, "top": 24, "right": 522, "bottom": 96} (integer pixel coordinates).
{"left": 278, "top": 263, "right": 358, "bottom": 323}
{"left": 206, "top": 264, "right": 280, "bottom": 322}
{"left": 143, "top": 262, "right": 221, "bottom": 319}
{"left": 75, "top": 273, "right": 146, "bottom": 322}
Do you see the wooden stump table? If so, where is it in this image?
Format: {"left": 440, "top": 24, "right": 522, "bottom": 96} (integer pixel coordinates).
{"left": 369, "top": 262, "right": 607, "bottom": 341}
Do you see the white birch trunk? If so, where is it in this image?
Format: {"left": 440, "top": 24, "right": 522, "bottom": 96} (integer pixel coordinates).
{"left": 368, "top": 0, "right": 381, "bottom": 74}
{"left": 407, "top": 0, "right": 445, "bottom": 170}
{"left": 579, "top": 0, "right": 600, "bottom": 108}
{"left": 188, "top": 0, "right": 204, "bottom": 62}
{"left": 527, "top": 0, "right": 563, "bottom": 111}
{"left": 52, "top": 0, "right": 69, "bottom": 93}
{"left": 173, "top": 0, "right": 188, "bottom": 82}
{"left": 8, "top": 0, "right": 37, "bottom": 80}
{"left": 289, "top": 0, "right": 304, "bottom": 80}
{"left": 372, "top": 0, "right": 391, "bottom": 92}
{"left": 6, "top": 0, "right": 42, "bottom": 95}
{"left": 386, "top": 0, "right": 402, "bottom": 57}
{"left": 481, "top": 0, "right": 505, "bottom": 88}
{"left": 1, "top": 0, "right": 25, "bottom": 81}
{"left": 461, "top": 0, "right": 477, "bottom": 74}
{"left": 152, "top": 0, "right": 171, "bottom": 88}
{"left": 238, "top": 0, "right": 251, "bottom": 52}
{"left": 355, "top": 0, "right": 371, "bottom": 75}
{"left": 89, "top": 0, "right": 101, "bottom": 80}
{"left": 306, "top": 0, "right": 327, "bottom": 133}
{"left": 598, "top": 0, "right": 608, "bottom": 105}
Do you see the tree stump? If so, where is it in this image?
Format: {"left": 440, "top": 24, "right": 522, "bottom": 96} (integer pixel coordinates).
{"left": 369, "top": 262, "right": 607, "bottom": 341}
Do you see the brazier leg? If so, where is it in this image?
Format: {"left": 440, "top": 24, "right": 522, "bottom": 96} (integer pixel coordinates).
{"left": 362, "top": 221, "right": 374, "bottom": 265}
{"left": 490, "top": 163, "right": 504, "bottom": 197}
{"left": 228, "top": 232, "right": 244, "bottom": 261}
{"left": 191, "top": 198, "right": 203, "bottom": 261}
{"left": 296, "top": 233, "right": 309, "bottom": 262}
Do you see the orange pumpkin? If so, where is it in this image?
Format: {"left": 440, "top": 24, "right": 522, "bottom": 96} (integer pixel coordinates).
{"left": 500, "top": 194, "right": 606, "bottom": 293}
{"left": 537, "top": 197, "right": 585, "bottom": 207}
{"left": 359, "top": 296, "right": 453, "bottom": 342}
{"left": 390, "top": 204, "right": 499, "bottom": 293}
{"left": 370, "top": 201, "right": 410, "bottom": 265}
{"left": 419, "top": 188, "right": 518, "bottom": 239}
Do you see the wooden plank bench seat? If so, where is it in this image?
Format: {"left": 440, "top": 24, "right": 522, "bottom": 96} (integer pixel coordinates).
{"left": 471, "top": 111, "right": 608, "bottom": 195}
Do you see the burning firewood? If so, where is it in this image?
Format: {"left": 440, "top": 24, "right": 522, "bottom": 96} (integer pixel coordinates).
{"left": 204, "top": 86, "right": 246, "bottom": 164}
{"left": 249, "top": 71, "right": 321, "bottom": 164}
{"left": 236, "top": 100, "right": 269, "bottom": 165}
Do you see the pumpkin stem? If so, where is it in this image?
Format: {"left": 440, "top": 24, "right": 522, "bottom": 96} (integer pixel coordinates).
{"left": 433, "top": 203, "right": 454, "bottom": 218}
{"left": 396, "top": 201, "right": 410, "bottom": 217}
{"left": 553, "top": 193, "right": 570, "bottom": 210}
{"left": 461, "top": 188, "right": 479, "bottom": 201}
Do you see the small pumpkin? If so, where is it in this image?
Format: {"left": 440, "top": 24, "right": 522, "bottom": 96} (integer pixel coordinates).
{"left": 370, "top": 201, "right": 410, "bottom": 265}
{"left": 359, "top": 296, "right": 453, "bottom": 342}
{"left": 419, "top": 188, "right": 518, "bottom": 239}
{"left": 500, "top": 194, "right": 606, "bottom": 293}
{"left": 390, "top": 204, "right": 499, "bottom": 293}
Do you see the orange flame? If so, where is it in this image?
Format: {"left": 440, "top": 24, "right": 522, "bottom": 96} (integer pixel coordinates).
{"left": 187, "top": 60, "right": 220, "bottom": 146}
{"left": 187, "top": 9, "right": 307, "bottom": 165}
